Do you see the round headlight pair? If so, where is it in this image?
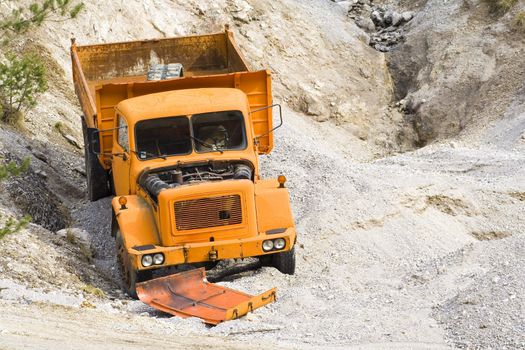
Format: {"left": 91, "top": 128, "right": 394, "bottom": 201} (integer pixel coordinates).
{"left": 141, "top": 253, "right": 164, "bottom": 267}
{"left": 262, "top": 238, "right": 286, "bottom": 252}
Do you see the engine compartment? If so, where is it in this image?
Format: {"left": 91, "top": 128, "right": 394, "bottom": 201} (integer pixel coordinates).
{"left": 138, "top": 160, "right": 254, "bottom": 201}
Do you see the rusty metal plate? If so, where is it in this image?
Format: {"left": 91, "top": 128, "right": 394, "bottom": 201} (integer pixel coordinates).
{"left": 136, "top": 268, "right": 276, "bottom": 325}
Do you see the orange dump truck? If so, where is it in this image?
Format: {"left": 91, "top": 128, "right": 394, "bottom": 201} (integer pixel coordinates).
{"left": 71, "top": 28, "right": 296, "bottom": 324}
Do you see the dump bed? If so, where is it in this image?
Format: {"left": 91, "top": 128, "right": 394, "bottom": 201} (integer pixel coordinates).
{"left": 71, "top": 29, "right": 273, "bottom": 167}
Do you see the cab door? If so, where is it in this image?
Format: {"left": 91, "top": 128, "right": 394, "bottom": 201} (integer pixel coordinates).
{"left": 112, "top": 114, "right": 131, "bottom": 195}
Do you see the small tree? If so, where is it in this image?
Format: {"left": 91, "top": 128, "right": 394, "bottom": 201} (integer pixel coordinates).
{"left": 0, "top": 0, "right": 84, "bottom": 44}
{"left": 0, "top": 157, "right": 31, "bottom": 239}
{"left": 0, "top": 52, "right": 48, "bottom": 124}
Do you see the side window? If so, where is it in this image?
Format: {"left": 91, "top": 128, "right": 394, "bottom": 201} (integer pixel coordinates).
{"left": 117, "top": 115, "right": 129, "bottom": 152}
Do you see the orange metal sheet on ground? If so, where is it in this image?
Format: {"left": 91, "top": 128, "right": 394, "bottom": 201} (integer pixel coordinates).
{"left": 136, "top": 268, "right": 276, "bottom": 325}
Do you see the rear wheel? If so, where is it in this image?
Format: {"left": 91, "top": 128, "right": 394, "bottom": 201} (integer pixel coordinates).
{"left": 271, "top": 247, "right": 296, "bottom": 275}
{"left": 116, "top": 230, "right": 151, "bottom": 299}
{"left": 81, "top": 118, "right": 110, "bottom": 201}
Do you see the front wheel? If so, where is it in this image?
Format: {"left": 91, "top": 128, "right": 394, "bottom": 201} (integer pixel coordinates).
{"left": 272, "top": 247, "right": 296, "bottom": 275}
{"left": 116, "top": 230, "right": 151, "bottom": 299}
{"left": 259, "top": 247, "right": 296, "bottom": 275}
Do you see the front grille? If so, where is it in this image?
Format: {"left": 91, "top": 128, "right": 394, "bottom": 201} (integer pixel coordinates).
{"left": 174, "top": 194, "right": 242, "bottom": 231}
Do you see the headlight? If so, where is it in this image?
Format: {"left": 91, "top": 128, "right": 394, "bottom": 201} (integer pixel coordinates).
{"left": 141, "top": 255, "right": 153, "bottom": 267}
{"left": 153, "top": 253, "right": 164, "bottom": 265}
{"left": 262, "top": 240, "right": 274, "bottom": 252}
{"left": 274, "top": 238, "right": 286, "bottom": 250}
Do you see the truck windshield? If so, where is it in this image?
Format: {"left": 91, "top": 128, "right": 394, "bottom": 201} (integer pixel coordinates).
{"left": 135, "top": 116, "right": 192, "bottom": 159}
{"left": 192, "top": 111, "right": 246, "bottom": 153}
{"left": 134, "top": 110, "right": 246, "bottom": 160}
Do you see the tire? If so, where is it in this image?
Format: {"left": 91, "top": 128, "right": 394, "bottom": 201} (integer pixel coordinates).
{"left": 258, "top": 254, "right": 272, "bottom": 267}
{"left": 204, "top": 261, "right": 218, "bottom": 270}
{"left": 271, "top": 247, "right": 296, "bottom": 275}
{"left": 116, "top": 230, "right": 151, "bottom": 299}
{"left": 81, "top": 118, "right": 110, "bottom": 201}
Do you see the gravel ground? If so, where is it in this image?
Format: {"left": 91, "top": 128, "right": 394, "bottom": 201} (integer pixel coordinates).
{"left": 1, "top": 99, "right": 524, "bottom": 350}
{"left": 2, "top": 106, "right": 518, "bottom": 349}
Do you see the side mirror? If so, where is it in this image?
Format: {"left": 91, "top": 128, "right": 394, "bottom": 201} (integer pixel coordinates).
{"left": 251, "top": 104, "right": 283, "bottom": 144}
{"left": 87, "top": 127, "right": 101, "bottom": 154}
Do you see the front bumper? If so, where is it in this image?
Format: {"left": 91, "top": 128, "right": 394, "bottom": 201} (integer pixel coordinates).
{"left": 129, "top": 228, "right": 296, "bottom": 270}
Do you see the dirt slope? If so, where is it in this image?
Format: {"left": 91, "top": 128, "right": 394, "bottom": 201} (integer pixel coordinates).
{"left": 388, "top": 0, "right": 525, "bottom": 145}
{"left": 0, "top": 0, "right": 524, "bottom": 349}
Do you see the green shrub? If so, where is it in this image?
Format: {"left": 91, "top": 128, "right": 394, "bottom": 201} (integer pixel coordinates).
{"left": 0, "top": 158, "right": 31, "bottom": 239}
{"left": 485, "top": 0, "right": 519, "bottom": 14}
{"left": 0, "top": 157, "right": 30, "bottom": 181}
{"left": 513, "top": 11, "right": 525, "bottom": 31}
{"left": 0, "top": 215, "right": 30, "bottom": 239}
{"left": 0, "top": 52, "right": 48, "bottom": 124}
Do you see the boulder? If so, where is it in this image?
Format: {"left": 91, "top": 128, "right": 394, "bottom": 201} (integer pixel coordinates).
{"left": 401, "top": 11, "right": 414, "bottom": 22}
{"left": 356, "top": 17, "right": 376, "bottom": 31}
{"left": 370, "top": 10, "right": 384, "bottom": 27}
{"left": 391, "top": 12, "right": 403, "bottom": 26}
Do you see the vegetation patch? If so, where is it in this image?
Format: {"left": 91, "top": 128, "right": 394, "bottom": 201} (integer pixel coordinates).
{"left": 0, "top": 215, "right": 30, "bottom": 239}
{"left": 426, "top": 195, "right": 471, "bottom": 216}
{"left": 512, "top": 11, "right": 525, "bottom": 32}
{"left": 508, "top": 191, "right": 525, "bottom": 201}
{"left": 484, "top": 0, "right": 518, "bottom": 14}
{"left": 0, "top": 0, "right": 84, "bottom": 43}
{"left": 81, "top": 284, "right": 105, "bottom": 298}
{"left": 469, "top": 230, "right": 511, "bottom": 241}
{"left": 0, "top": 52, "right": 48, "bottom": 125}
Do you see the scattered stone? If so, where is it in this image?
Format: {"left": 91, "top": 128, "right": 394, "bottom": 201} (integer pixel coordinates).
{"left": 383, "top": 9, "right": 394, "bottom": 26}
{"left": 391, "top": 12, "right": 403, "bottom": 26}
{"left": 63, "top": 134, "right": 81, "bottom": 150}
{"left": 347, "top": 0, "right": 372, "bottom": 20}
{"left": 301, "top": 94, "right": 328, "bottom": 117}
{"left": 358, "top": 67, "right": 371, "bottom": 79}
{"left": 34, "top": 169, "right": 48, "bottom": 179}
{"left": 334, "top": 0, "right": 351, "bottom": 13}
{"left": 349, "top": 3, "right": 415, "bottom": 52}
{"left": 356, "top": 17, "right": 376, "bottom": 32}
{"left": 370, "top": 10, "right": 383, "bottom": 27}
{"left": 357, "top": 31, "right": 370, "bottom": 45}
{"left": 56, "top": 228, "right": 92, "bottom": 253}
{"left": 401, "top": 11, "right": 414, "bottom": 22}
{"left": 32, "top": 151, "right": 48, "bottom": 163}
{"left": 74, "top": 166, "right": 86, "bottom": 177}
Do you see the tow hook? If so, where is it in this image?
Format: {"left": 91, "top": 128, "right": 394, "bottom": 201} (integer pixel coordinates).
{"left": 209, "top": 249, "right": 218, "bottom": 261}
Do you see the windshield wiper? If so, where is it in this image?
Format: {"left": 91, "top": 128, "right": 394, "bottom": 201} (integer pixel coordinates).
{"left": 133, "top": 150, "right": 167, "bottom": 160}
{"left": 188, "top": 135, "right": 224, "bottom": 154}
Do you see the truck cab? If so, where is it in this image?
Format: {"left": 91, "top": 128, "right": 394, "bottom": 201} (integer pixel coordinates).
{"left": 110, "top": 88, "right": 296, "bottom": 297}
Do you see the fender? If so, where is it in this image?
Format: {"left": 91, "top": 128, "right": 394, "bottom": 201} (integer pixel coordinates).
{"left": 254, "top": 179, "right": 295, "bottom": 235}
{"left": 111, "top": 195, "right": 161, "bottom": 249}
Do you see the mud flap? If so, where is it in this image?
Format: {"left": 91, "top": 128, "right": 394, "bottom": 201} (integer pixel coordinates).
{"left": 136, "top": 268, "right": 276, "bottom": 325}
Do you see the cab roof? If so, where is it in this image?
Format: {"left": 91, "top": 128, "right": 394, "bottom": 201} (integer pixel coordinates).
{"left": 116, "top": 88, "right": 248, "bottom": 124}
